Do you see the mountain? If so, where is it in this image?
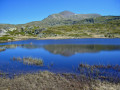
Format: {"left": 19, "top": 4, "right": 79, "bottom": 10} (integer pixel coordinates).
{"left": 0, "top": 11, "right": 120, "bottom": 38}
{"left": 1, "top": 11, "right": 120, "bottom": 28}
{"left": 44, "top": 11, "right": 101, "bottom": 20}
{"left": 74, "top": 16, "right": 120, "bottom": 24}
{"left": 59, "top": 11, "right": 75, "bottom": 18}
{"left": 46, "top": 11, "right": 76, "bottom": 19}
{"left": 26, "top": 11, "right": 101, "bottom": 26}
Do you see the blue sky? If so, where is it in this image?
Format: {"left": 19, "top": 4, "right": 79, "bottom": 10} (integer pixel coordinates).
{"left": 0, "top": 0, "right": 120, "bottom": 24}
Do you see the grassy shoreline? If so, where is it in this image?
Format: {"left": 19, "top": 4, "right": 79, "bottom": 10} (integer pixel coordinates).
{"left": 0, "top": 71, "right": 120, "bottom": 90}
{"left": 0, "top": 35, "right": 119, "bottom": 43}
{"left": 0, "top": 56, "right": 119, "bottom": 90}
{"left": 0, "top": 62, "right": 120, "bottom": 89}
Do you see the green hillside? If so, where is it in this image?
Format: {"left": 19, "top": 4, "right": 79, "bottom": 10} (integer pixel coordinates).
{"left": 3, "top": 18, "right": 120, "bottom": 39}
{"left": 40, "top": 19, "right": 120, "bottom": 38}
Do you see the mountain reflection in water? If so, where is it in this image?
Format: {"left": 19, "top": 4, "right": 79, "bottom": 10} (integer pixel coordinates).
{"left": 44, "top": 44, "right": 120, "bottom": 56}
{"left": 1, "top": 44, "right": 120, "bottom": 56}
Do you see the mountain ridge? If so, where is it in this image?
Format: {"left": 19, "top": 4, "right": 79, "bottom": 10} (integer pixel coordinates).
{"left": 43, "top": 11, "right": 101, "bottom": 21}
{"left": 25, "top": 11, "right": 101, "bottom": 26}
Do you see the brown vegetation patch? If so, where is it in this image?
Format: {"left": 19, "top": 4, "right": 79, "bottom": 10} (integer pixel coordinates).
{"left": 0, "top": 71, "right": 120, "bottom": 90}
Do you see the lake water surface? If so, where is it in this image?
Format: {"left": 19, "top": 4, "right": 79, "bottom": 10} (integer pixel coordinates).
{"left": 0, "top": 39, "right": 120, "bottom": 76}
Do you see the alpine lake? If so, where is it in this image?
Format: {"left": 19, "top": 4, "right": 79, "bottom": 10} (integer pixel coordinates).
{"left": 0, "top": 38, "right": 120, "bottom": 82}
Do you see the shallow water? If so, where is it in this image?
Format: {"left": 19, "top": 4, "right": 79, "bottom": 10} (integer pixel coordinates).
{"left": 0, "top": 39, "right": 120, "bottom": 75}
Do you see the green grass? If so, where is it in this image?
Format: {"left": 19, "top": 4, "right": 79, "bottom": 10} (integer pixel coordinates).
{"left": 0, "top": 36, "right": 14, "bottom": 41}
{"left": 7, "top": 30, "right": 25, "bottom": 35}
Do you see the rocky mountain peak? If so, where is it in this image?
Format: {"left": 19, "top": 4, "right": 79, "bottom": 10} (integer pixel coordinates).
{"left": 59, "top": 11, "right": 75, "bottom": 17}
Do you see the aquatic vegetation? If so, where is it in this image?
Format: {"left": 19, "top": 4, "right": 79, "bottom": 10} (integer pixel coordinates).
{"left": 12, "top": 57, "right": 43, "bottom": 66}
{"left": 0, "top": 48, "right": 6, "bottom": 52}
{"left": 79, "top": 64, "right": 120, "bottom": 72}
{"left": 0, "top": 71, "right": 7, "bottom": 77}
{"left": 78, "top": 64, "right": 120, "bottom": 83}
{"left": 0, "top": 72, "right": 4, "bottom": 76}
{"left": 50, "top": 62, "right": 54, "bottom": 67}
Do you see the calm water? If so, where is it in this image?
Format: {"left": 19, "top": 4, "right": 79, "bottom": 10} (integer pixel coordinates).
{"left": 0, "top": 39, "right": 120, "bottom": 75}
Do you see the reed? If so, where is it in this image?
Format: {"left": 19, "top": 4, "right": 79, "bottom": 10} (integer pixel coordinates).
{"left": 0, "top": 48, "right": 6, "bottom": 52}
{"left": 12, "top": 57, "right": 43, "bottom": 66}
{"left": 78, "top": 63, "right": 120, "bottom": 83}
